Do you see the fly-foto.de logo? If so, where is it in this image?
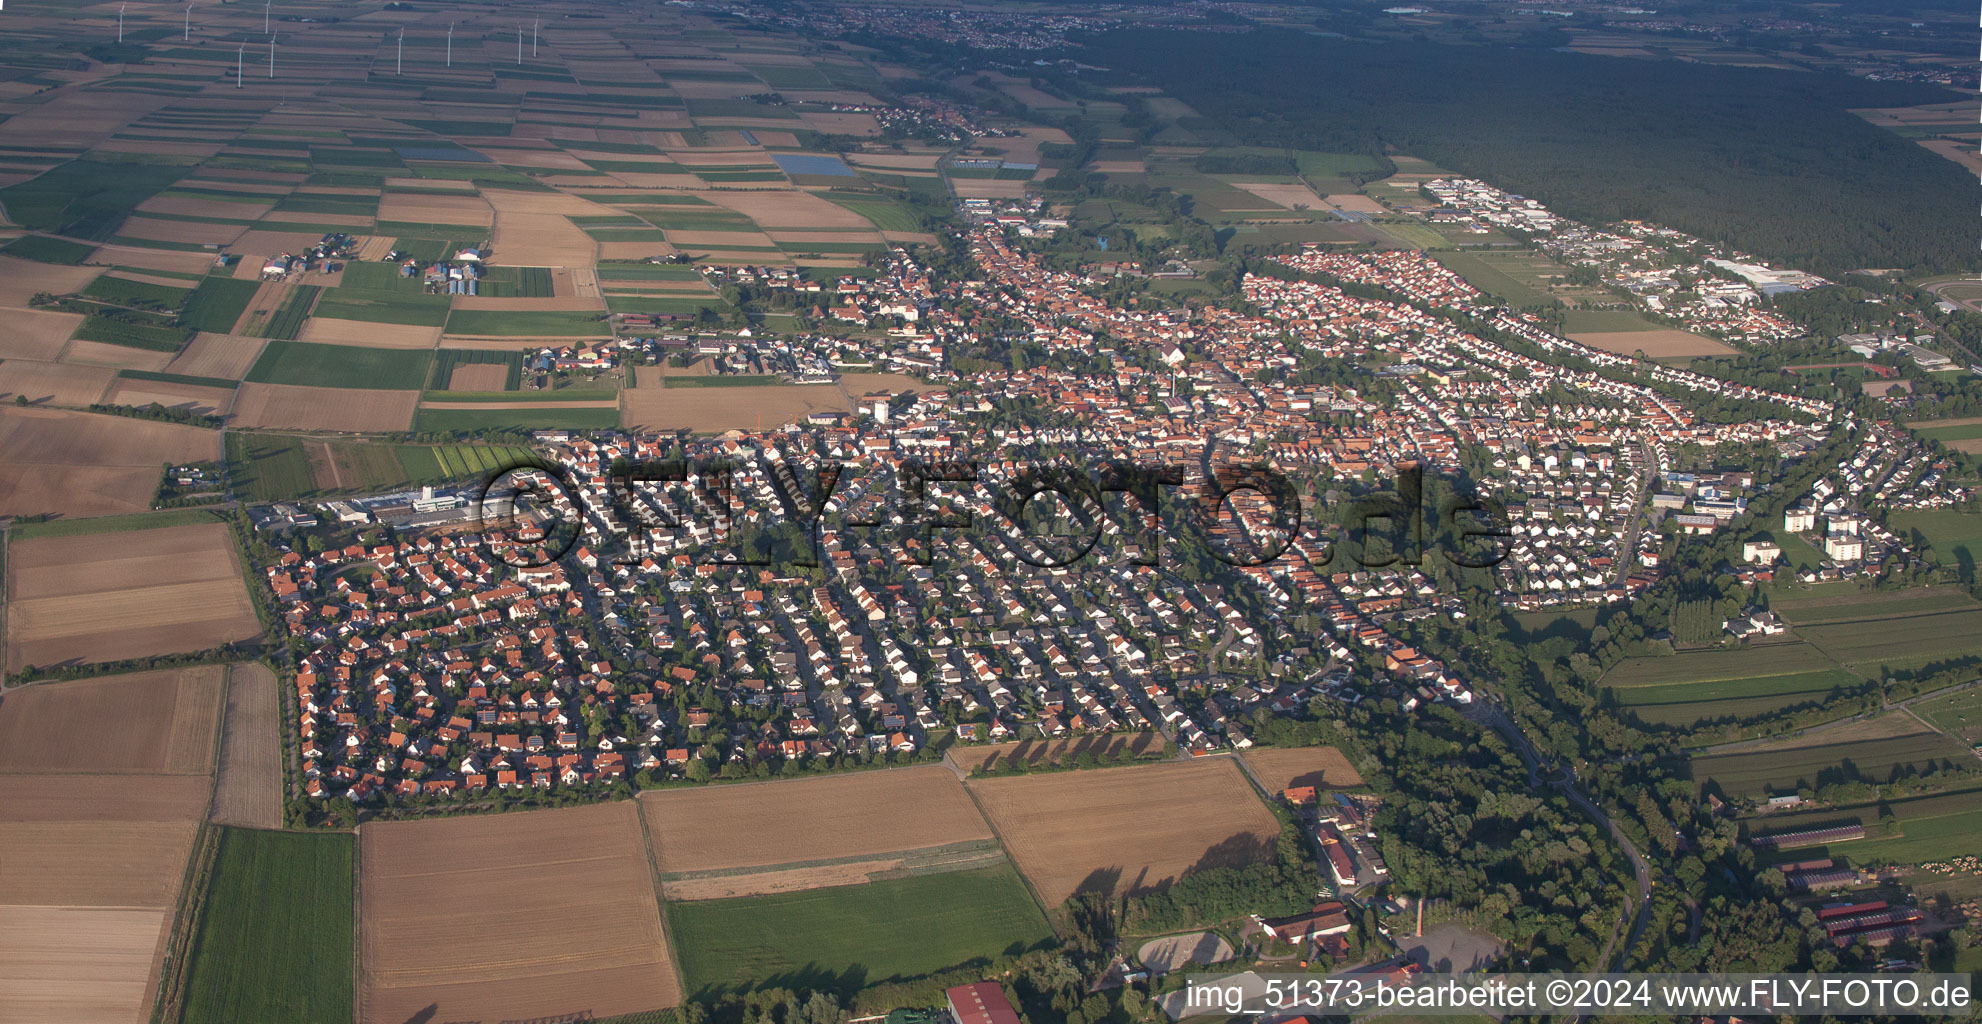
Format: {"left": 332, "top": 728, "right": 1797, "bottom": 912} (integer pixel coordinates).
{"left": 473, "top": 454, "right": 1513, "bottom": 574}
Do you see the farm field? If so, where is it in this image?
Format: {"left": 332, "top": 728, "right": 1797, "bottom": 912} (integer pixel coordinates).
{"left": 358, "top": 800, "right": 682, "bottom": 1024}
{"left": 1570, "top": 329, "right": 1735, "bottom": 358}
{"left": 966, "top": 757, "right": 1282, "bottom": 908}
{"left": 1600, "top": 643, "right": 1863, "bottom": 725}
{"left": 181, "top": 828, "right": 353, "bottom": 1024}
{"left": 623, "top": 373, "right": 850, "bottom": 431}
{"left": 208, "top": 663, "right": 282, "bottom": 828}
{"left": 1792, "top": 603, "right": 1982, "bottom": 675}
{"left": 0, "top": 766, "right": 214, "bottom": 1024}
{"left": 4, "top": 523, "right": 260, "bottom": 675}
{"left": 0, "top": 665, "right": 225, "bottom": 774}
{"left": 1239, "top": 745, "right": 1366, "bottom": 793}
{"left": 639, "top": 765, "right": 998, "bottom": 899}
{"left": 0, "top": 406, "right": 220, "bottom": 520}
{"left": 244, "top": 340, "right": 433, "bottom": 390}
{"left": 1911, "top": 685, "right": 1982, "bottom": 745}
{"left": 230, "top": 382, "right": 418, "bottom": 433}
{"left": 1774, "top": 586, "right": 1982, "bottom": 625}
{"left": 949, "top": 731, "right": 1167, "bottom": 772}
{"left": 1690, "top": 715, "right": 1974, "bottom": 798}
{"left": 668, "top": 863, "right": 1053, "bottom": 998}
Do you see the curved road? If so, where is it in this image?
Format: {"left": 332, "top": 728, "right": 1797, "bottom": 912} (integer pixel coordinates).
{"left": 1463, "top": 700, "right": 1656, "bottom": 974}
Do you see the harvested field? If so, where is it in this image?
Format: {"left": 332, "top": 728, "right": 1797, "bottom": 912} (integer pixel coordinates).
{"left": 57, "top": 339, "right": 176, "bottom": 371}
{"left": 704, "top": 189, "right": 873, "bottom": 229}
{"left": 951, "top": 178, "right": 1030, "bottom": 200}
{"left": 1571, "top": 329, "right": 1735, "bottom": 358}
{"left": 0, "top": 255, "right": 98, "bottom": 306}
{"left": 449, "top": 295, "right": 606, "bottom": 311}
{"left": 229, "top": 382, "right": 417, "bottom": 432}
{"left": 297, "top": 316, "right": 441, "bottom": 349}
{"left": 359, "top": 800, "right": 682, "bottom": 1024}
{"left": 165, "top": 333, "right": 268, "bottom": 379}
{"left": 5, "top": 523, "right": 259, "bottom": 674}
{"left": 208, "top": 663, "right": 281, "bottom": 828}
{"left": 485, "top": 189, "right": 603, "bottom": 268}
{"left": 1240, "top": 745, "right": 1366, "bottom": 794}
{"left": 103, "top": 376, "right": 236, "bottom": 416}
{"left": 0, "top": 775, "right": 210, "bottom": 907}
{"left": 0, "top": 359, "right": 115, "bottom": 406}
{"left": 137, "top": 194, "right": 273, "bottom": 220}
{"left": 639, "top": 765, "right": 995, "bottom": 897}
{"left": 968, "top": 758, "right": 1280, "bottom": 908}
{"left": 0, "top": 665, "right": 225, "bottom": 775}
{"left": 949, "top": 731, "right": 1165, "bottom": 772}
{"left": 0, "top": 906, "right": 167, "bottom": 1024}
{"left": 84, "top": 244, "right": 218, "bottom": 275}
{"left": 0, "top": 308, "right": 82, "bottom": 360}
{"left": 623, "top": 375, "right": 849, "bottom": 431}
{"left": 115, "top": 216, "right": 242, "bottom": 247}
{"left": 446, "top": 362, "right": 511, "bottom": 391}
{"left": 0, "top": 406, "right": 218, "bottom": 520}
{"left": 377, "top": 191, "right": 491, "bottom": 226}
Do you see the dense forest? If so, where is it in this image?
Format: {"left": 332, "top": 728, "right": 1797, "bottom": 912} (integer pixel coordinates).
{"left": 1082, "top": 30, "right": 1970, "bottom": 276}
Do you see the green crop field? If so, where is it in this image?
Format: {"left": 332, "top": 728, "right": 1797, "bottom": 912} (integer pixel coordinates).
{"left": 9, "top": 507, "right": 224, "bottom": 540}
{"left": 443, "top": 309, "right": 610, "bottom": 337}
{"left": 82, "top": 273, "right": 193, "bottom": 310}
{"left": 245, "top": 340, "right": 432, "bottom": 390}
{"left": 413, "top": 406, "right": 621, "bottom": 433}
{"left": 1613, "top": 669, "right": 1865, "bottom": 727}
{"left": 226, "top": 433, "right": 315, "bottom": 501}
{"left": 252, "top": 284, "right": 320, "bottom": 340}
{"left": 1562, "top": 309, "right": 1664, "bottom": 333}
{"left": 667, "top": 863, "right": 1052, "bottom": 997}
{"left": 0, "top": 157, "right": 187, "bottom": 240}
{"left": 1692, "top": 729, "right": 1971, "bottom": 798}
{"left": 604, "top": 295, "right": 729, "bottom": 315}
{"left": 311, "top": 292, "right": 450, "bottom": 327}
{"left": 1432, "top": 251, "right": 1556, "bottom": 307}
{"left": 1794, "top": 607, "right": 1982, "bottom": 674}
{"left": 597, "top": 263, "right": 708, "bottom": 282}
{"left": 2, "top": 234, "right": 97, "bottom": 264}
{"left": 181, "top": 828, "right": 353, "bottom": 1024}
{"left": 820, "top": 194, "right": 924, "bottom": 233}
{"left": 1601, "top": 642, "right": 1841, "bottom": 688}
{"left": 74, "top": 314, "right": 191, "bottom": 352}
{"left": 1775, "top": 587, "right": 1982, "bottom": 626}
{"left": 178, "top": 277, "right": 262, "bottom": 333}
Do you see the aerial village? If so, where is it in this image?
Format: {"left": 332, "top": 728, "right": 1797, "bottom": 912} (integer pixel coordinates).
{"left": 244, "top": 182, "right": 1979, "bottom": 809}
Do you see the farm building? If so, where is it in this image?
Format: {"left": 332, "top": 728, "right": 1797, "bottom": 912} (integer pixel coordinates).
{"left": 1260, "top": 901, "right": 1353, "bottom": 943}
{"left": 945, "top": 982, "right": 1020, "bottom": 1024}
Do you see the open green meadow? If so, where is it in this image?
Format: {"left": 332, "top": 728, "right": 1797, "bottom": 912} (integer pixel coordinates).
{"left": 1911, "top": 685, "right": 1982, "bottom": 745}
{"left": 245, "top": 340, "right": 432, "bottom": 390}
{"left": 1888, "top": 509, "right": 1982, "bottom": 568}
{"left": 1794, "top": 605, "right": 1982, "bottom": 675}
{"left": 667, "top": 863, "right": 1053, "bottom": 997}
{"left": 181, "top": 828, "right": 353, "bottom": 1024}
{"left": 2, "top": 234, "right": 97, "bottom": 264}
{"left": 1561, "top": 309, "right": 1665, "bottom": 333}
{"left": 1603, "top": 643, "right": 1861, "bottom": 726}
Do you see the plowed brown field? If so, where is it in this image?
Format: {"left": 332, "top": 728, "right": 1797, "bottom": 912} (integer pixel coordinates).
{"left": 966, "top": 758, "right": 1281, "bottom": 907}
{"left": 359, "top": 800, "right": 682, "bottom": 1024}
{"left": 208, "top": 663, "right": 282, "bottom": 827}
{"left": 1239, "top": 745, "right": 1365, "bottom": 794}
{"left": 0, "top": 665, "right": 225, "bottom": 774}
{"left": 5, "top": 523, "right": 259, "bottom": 674}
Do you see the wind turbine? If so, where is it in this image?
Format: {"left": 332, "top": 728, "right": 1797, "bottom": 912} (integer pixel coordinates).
{"left": 236, "top": 41, "right": 243, "bottom": 87}
{"left": 397, "top": 28, "right": 403, "bottom": 75}
{"left": 516, "top": 25, "right": 522, "bottom": 65}
{"left": 532, "top": 18, "right": 539, "bottom": 57}
{"left": 117, "top": 3, "right": 125, "bottom": 43}
{"left": 446, "top": 22, "right": 453, "bottom": 67}
{"left": 184, "top": 3, "right": 191, "bottom": 41}
{"left": 268, "top": 33, "right": 275, "bottom": 78}
{"left": 263, "top": 0, "right": 270, "bottom": 34}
